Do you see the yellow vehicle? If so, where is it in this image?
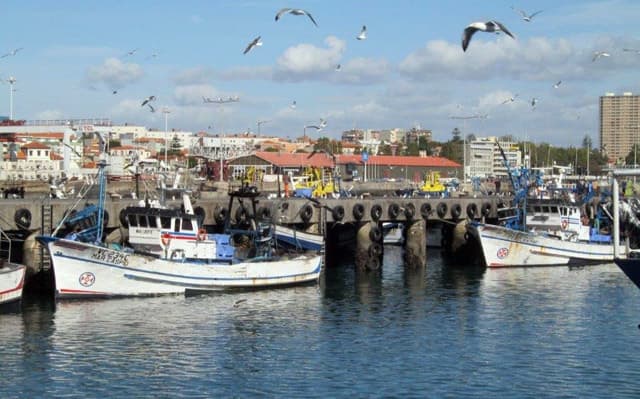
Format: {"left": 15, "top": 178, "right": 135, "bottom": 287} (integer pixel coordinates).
{"left": 293, "top": 167, "right": 337, "bottom": 198}
{"left": 420, "top": 171, "right": 446, "bottom": 193}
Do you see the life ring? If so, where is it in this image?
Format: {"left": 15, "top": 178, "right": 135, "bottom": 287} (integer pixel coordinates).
{"left": 352, "top": 203, "right": 365, "bottom": 220}
{"left": 197, "top": 228, "right": 207, "bottom": 241}
{"left": 404, "top": 203, "right": 416, "bottom": 220}
{"left": 466, "top": 203, "right": 478, "bottom": 219}
{"left": 300, "top": 204, "right": 314, "bottom": 223}
{"left": 388, "top": 203, "right": 400, "bottom": 219}
{"left": 561, "top": 220, "right": 568, "bottom": 230}
{"left": 451, "top": 203, "right": 462, "bottom": 220}
{"left": 214, "top": 206, "right": 228, "bottom": 225}
{"left": 370, "top": 204, "right": 383, "bottom": 221}
{"left": 420, "top": 203, "right": 432, "bottom": 219}
{"left": 369, "top": 225, "right": 382, "bottom": 242}
{"left": 14, "top": 208, "right": 31, "bottom": 229}
{"left": 436, "top": 202, "right": 447, "bottom": 219}
{"left": 332, "top": 205, "right": 345, "bottom": 221}
{"left": 257, "top": 206, "right": 272, "bottom": 220}
{"left": 368, "top": 242, "right": 383, "bottom": 258}
{"left": 481, "top": 202, "right": 492, "bottom": 217}
{"left": 161, "top": 233, "right": 171, "bottom": 246}
{"left": 119, "top": 209, "right": 128, "bottom": 227}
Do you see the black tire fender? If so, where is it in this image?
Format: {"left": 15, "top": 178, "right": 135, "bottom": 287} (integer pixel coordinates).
{"left": 481, "top": 202, "right": 492, "bottom": 217}
{"left": 370, "top": 204, "right": 383, "bottom": 221}
{"left": 14, "top": 208, "right": 31, "bottom": 230}
{"left": 451, "top": 203, "right": 462, "bottom": 220}
{"left": 388, "top": 203, "right": 400, "bottom": 219}
{"left": 369, "top": 225, "right": 382, "bottom": 242}
{"left": 352, "top": 203, "right": 365, "bottom": 220}
{"left": 332, "top": 205, "right": 345, "bottom": 221}
{"left": 436, "top": 202, "right": 447, "bottom": 219}
{"left": 466, "top": 203, "right": 478, "bottom": 219}
{"left": 300, "top": 204, "right": 314, "bottom": 222}
{"left": 420, "top": 203, "right": 432, "bottom": 219}
{"left": 404, "top": 203, "right": 416, "bottom": 220}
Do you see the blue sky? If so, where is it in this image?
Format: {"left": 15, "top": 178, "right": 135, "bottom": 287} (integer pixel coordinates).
{"left": 1, "top": 0, "right": 639, "bottom": 146}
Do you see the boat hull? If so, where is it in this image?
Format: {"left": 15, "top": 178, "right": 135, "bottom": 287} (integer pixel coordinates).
{"left": 275, "top": 225, "right": 324, "bottom": 251}
{"left": 41, "top": 238, "right": 323, "bottom": 298}
{"left": 0, "top": 262, "right": 26, "bottom": 305}
{"left": 470, "top": 223, "right": 618, "bottom": 267}
{"left": 614, "top": 257, "right": 640, "bottom": 289}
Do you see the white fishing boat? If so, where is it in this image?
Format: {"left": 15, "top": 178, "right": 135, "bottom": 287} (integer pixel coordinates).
{"left": 0, "top": 261, "right": 26, "bottom": 305}
{"left": 37, "top": 139, "right": 323, "bottom": 299}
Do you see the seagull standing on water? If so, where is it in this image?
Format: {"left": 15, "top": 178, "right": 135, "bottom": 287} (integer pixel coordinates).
{"left": 243, "top": 36, "right": 262, "bottom": 54}
{"left": 592, "top": 51, "right": 610, "bottom": 62}
{"left": 462, "top": 21, "right": 515, "bottom": 51}
{"left": 512, "top": 7, "right": 543, "bottom": 22}
{"left": 357, "top": 25, "right": 367, "bottom": 40}
{"left": 275, "top": 8, "right": 318, "bottom": 27}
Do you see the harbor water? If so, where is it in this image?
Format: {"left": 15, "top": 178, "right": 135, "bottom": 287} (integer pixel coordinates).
{"left": 1, "top": 247, "right": 640, "bottom": 398}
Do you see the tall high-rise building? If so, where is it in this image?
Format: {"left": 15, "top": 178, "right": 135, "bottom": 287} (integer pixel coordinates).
{"left": 599, "top": 92, "right": 640, "bottom": 164}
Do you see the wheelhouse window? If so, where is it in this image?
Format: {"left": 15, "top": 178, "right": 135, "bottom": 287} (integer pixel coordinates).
{"left": 160, "top": 217, "right": 171, "bottom": 229}
{"left": 138, "top": 215, "right": 148, "bottom": 228}
{"left": 182, "top": 218, "right": 193, "bottom": 231}
{"left": 127, "top": 214, "right": 137, "bottom": 227}
{"left": 148, "top": 216, "right": 158, "bottom": 228}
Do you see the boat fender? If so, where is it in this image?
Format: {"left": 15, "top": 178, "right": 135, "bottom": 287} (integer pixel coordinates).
{"left": 257, "top": 206, "right": 272, "bottom": 220}
{"left": 197, "top": 228, "right": 207, "bottom": 241}
{"left": 466, "top": 203, "right": 478, "bottom": 219}
{"left": 366, "top": 253, "right": 381, "bottom": 270}
{"left": 332, "top": 205, "right": 345, "bottom": 221}
{"left": 235, "top": 206, "right": 249, "bottom": 223}
{"left": 119, "top": 209, "right": 128, "bottom": 228}
{"left": 451, "top": 203, "right": 462, "bottom": 220}
{"left": 300, "top": 204, "right": 314, "bottom": 223}
{"left": 370, "top": 204, "right": 383, "bottom": 221}
{"left": 388, "top": 203, "right": 400, "bottom": 219}
{"left": 436, "top": 202, "right": 448, "bottom": 219}
{"left": 369, "top": 225, "right": 382, "bottom": 242}
{"left": 420, "top": 203, "right": 432, "bottom": 219}
{"left": 481, "top": 202, "right": 492, "bottom": 217}
{"left": 368, "top": 242, "right": 383, "bottom": 258}
{"left": 352, "top": 203, "right": 365, "bottom": 220}
{"left": 14, "top": 208, "right": 31, "bottom": 229}
{"left": 213, "top": 206, "right": 227, "bottom": 225}
{"left": 404, "top": 203, "right": 416, "bottom": 220}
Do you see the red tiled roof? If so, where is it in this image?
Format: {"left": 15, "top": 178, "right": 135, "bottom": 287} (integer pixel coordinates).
{"left": 336, "top": 154, "right": 460, "bottom": 168}
{"left": 50, "top": 152, "right": 64, "bottom": 160}
{"left": 21, "top": 142, "right": 51, "bottom": 150}
{"left": 255, "top": 151, "right": 335, "bottom": 168}
{"left": 254, "top": 151, "right": 460, "bottom": 168}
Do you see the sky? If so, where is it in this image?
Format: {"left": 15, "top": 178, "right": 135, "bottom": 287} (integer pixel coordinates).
{"left": 1, "top": 0, "right": 639, "bottom": 147}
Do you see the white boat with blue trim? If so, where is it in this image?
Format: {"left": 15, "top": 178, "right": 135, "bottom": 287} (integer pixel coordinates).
{"left": 36, "top": 140, "right": 323, "bottom": 299}
{"left": 0, "top": 261, "right": 26, "bottom": 305}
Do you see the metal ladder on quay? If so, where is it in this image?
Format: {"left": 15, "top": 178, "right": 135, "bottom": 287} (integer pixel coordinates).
{"left": 39, "top": 198, "right": 53, "bottom": 271}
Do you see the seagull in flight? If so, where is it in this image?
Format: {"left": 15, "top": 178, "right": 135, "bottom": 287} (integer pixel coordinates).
{"left": 1, "top": 48, "right": 23, "bottom": 58}
{"left": 531, "top": 97, "right": 539, "bottom": 108}
{"left": 243, "top": 36, "right": 262, "bottom": 54}
{"left": 123, "top": 48, "right": 139, "bottom": 57}
{"left": 335, "top": 64, "right": 341, "bottom": 71}
{"left": 511, "top": 7, "right": 543, "bottom": 22}
{"left": 146, "top": 104, "right": 156, "bottom": 113}
{"left": 290, "top": 100, "right": 297, "bottom": 109}
{"left": 501, "top": 94, "right": 519, "bottom": 104}
{"left": 553, "top": 80, "right": 562, "bottom": 89}
{"left": 592, "top": 51, "right": 610, "bottom": 62}
{"left": 141, "top": 95, "right": 156, "bottom": 108}
{"left": 275, "top": 8, "right": 318, "bottom": 27}
{"left": 462, "top": 21, "right": 515, "bottom": 51}
{"left": 357, "top": 25, "right": 367, "bottom": 40}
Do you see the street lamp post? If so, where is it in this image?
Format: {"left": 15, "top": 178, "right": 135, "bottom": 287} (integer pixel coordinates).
{"left": 162, "top": 107, "right": 170, "bottom": 167}
{"left": 8, "top": 77, "right": 16, "bottom": 120}
{"left": 449, "top": 114, "right": 487, "bottom": 183}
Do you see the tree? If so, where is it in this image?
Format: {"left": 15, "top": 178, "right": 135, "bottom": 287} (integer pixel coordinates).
{"left": 625, "top": 144, "right": 640, "bottom": 166}
{"left": 451, "top": 127, "right": 461, "bottom": 142}
{"left": 418, "top": 135, "right": 430, "bottom": 154}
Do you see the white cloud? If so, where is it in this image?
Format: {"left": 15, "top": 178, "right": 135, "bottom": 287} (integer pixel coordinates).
{"left": 274, "top": 36, "right": 346, "bottom": 80}
{"left": 86, "top": 57, "right": 144, "bottom": 90}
